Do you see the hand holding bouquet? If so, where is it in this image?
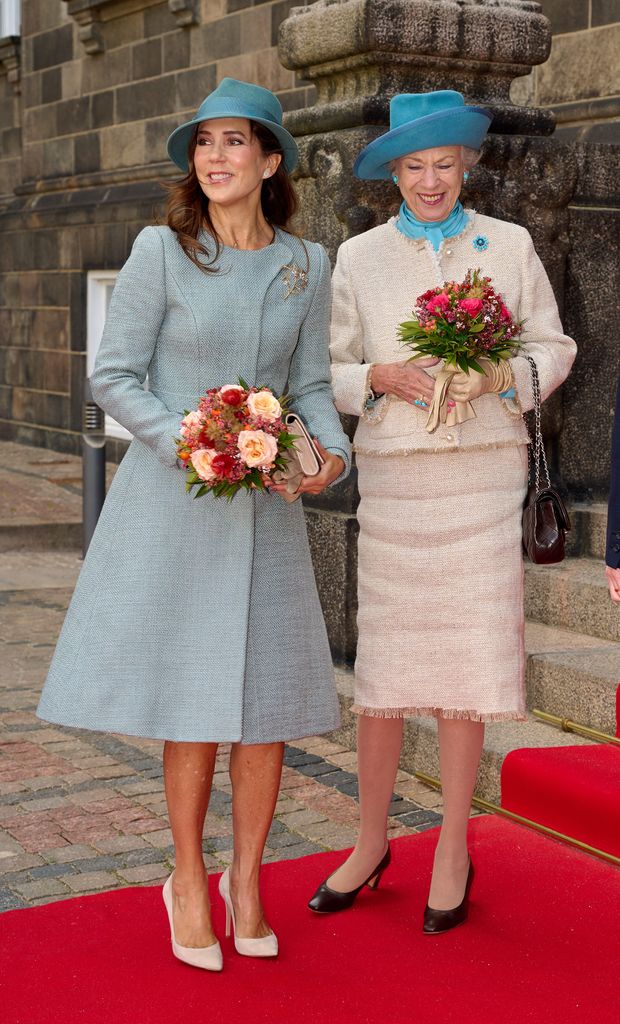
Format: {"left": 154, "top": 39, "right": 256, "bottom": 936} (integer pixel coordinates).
{"left": 175, "top": 382, "right": 299, "bottom": 500}
{"left": 397, "top": 269, "right": 523, "bottom": 433}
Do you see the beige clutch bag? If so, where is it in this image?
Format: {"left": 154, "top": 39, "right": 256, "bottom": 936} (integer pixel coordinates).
{"left": 273, "top": 413, "right": 324, "bottom": 502}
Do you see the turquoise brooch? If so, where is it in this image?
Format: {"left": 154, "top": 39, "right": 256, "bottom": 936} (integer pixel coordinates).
{"left": 472, "top": 234, "right": 489, "bottom": 252}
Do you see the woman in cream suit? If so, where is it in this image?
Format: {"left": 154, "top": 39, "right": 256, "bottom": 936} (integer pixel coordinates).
{"left": 308, "top": 90, "right": 576, "bottom": 932}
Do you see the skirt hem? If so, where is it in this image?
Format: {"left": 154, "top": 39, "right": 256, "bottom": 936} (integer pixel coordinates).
{"left": 35, "top": 709, "right": 341, "bottom": 746}
{"left": 350, "top": 703, "right": 527, "bottom": 723}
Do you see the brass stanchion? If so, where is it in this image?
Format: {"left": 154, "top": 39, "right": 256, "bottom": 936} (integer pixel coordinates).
{"left": 414, "top": 771, "right": 620, "bottom": 868}
{"left": 531, "top": 709, "right": 620, "bottom": 748}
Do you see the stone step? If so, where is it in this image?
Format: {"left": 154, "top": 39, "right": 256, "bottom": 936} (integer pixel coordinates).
{"left": 0, "top": 440, "right": 118, "bottom": 553}
{"left": 525, "top": 621, "right": 619, "bottom": 735}
{"left": 0, "top": 521, "right": 82, "bottom": 552}
{"left": 401, "top": 711, "right": 595, "bottom": 808}
{"left": 566, "top": 502, "right": 607, "bottom": 561}
{"left": 525, "top": 557, "right": 620, "bottom": 643}
{"left": 331, "top": 668, "right": 595, "bottom": 807}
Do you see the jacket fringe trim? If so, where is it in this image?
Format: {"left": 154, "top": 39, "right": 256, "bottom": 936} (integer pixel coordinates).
{"left": 361, "top": 365, "right": 392, "bottom": 424}
{"left": 353, "top": 437, "right": 531, "bottom": 457}
{"left": 350, "top": 703, "right": 527, "bottom": 723}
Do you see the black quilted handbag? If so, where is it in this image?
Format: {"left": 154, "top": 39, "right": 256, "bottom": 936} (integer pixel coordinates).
{"left": 522, "top": 356, "right": 571, "bottom": 564}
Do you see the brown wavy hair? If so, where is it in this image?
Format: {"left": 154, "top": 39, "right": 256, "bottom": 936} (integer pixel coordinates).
{"left": 164, "top": 121, "right": 298, "bottom": 272}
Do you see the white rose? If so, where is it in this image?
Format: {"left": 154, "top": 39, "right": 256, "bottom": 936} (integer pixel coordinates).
{"left": 237, "top": 429, "right": 279, "bottom": 469}
{"left": 247, "top": 390, "right": 282, "bottom": 423}
{"left": 191, "top": 449, "right": 217, "bottom": 482}
{"left": 180, "top": 410, "right": 202, "bottom": 438}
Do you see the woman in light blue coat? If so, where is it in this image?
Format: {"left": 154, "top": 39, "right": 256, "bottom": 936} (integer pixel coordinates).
{"left": 37, "top": 78, "right": 350, "bottom": 970}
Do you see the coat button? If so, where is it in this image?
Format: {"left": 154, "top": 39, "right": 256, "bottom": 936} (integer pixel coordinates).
{"left": 445, "top": 433, "right": 454, "bottom": 441}
{"left": 613, "top": 545, "right": 620, "bottom": 553}
{"left": 446, "top": 249, "right": 452, "bottom": 255}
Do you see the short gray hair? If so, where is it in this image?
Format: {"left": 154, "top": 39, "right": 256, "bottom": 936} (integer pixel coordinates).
{"left": 462, "top": 146, "right": 482, "bottom": 170}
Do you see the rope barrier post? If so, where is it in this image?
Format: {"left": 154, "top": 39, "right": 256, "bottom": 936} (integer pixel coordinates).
{"left": 82, "top": 377, "right": 106, "bottom": 557}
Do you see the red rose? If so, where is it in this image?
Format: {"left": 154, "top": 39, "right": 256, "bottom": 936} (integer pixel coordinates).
{"left": 220, "top": 386, "right": 245, "bottom": 407}
{"left": 197, "top": 431, "right": 215, "bottom": 448}
{"left": 211, "top": 452, "right": 236, "bottom": 477}
{"left": 500, "top": 304, "right": 513, "bottom": 322}
{"left": 458, "top": 298, "right": 484, "bottom": 316}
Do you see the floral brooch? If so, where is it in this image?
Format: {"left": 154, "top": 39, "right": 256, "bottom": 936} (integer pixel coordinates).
{"left": 472, "top": 234, "right": 489, "bottom": 252}
{"left": 281, "top": 262, "right": 309, "bottom": 299}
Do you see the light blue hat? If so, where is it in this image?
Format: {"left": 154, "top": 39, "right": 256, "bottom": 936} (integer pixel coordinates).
{"left": 354, "top": 90, "right": 492, "bottom": 180}
{"left": 166, "top": 77, "right": 299, "bottom": 174}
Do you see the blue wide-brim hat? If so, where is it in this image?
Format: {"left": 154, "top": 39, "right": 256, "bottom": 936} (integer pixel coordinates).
{"left": 354, "top": 90, "right": 492, "bottom": 180}
{"left": 166, "top": 77, "right": 299, "bottom": 174}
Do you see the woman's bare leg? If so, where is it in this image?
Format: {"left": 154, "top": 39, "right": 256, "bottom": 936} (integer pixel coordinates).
{"left": 228, "top": 740, "right": 284, "bottom": 938}
{"left": 326, "top": 715, "right": 403, "bottom": 892}
{"left": 163, "top": 740, "right": 218, "bottom": 947}
{"left": 428, "top": 718, "right": 484, "bottom": 910}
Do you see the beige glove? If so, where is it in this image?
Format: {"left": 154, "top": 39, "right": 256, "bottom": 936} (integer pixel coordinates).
{"left": 425, "top": 358, "right": 514, "bottom": 434}
{"left": 447, "top": 357, "right": 514, "bottom": 403}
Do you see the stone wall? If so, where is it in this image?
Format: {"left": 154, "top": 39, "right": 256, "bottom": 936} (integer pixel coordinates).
{"left": 0, "top": 0, "right": 314, "bottom": 456}
{"left": 0, "top": 35, "right": 21, "bottom": 202}
{"left": 511, "top": 0, "right": 620, "bottom": 143}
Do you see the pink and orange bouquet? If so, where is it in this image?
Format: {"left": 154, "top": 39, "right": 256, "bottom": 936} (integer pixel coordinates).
{"left": 175, "top": 382, "right": 297, "bottom": 500}
{"left": 397, "top": 267, "right": 523, "bottom": 373}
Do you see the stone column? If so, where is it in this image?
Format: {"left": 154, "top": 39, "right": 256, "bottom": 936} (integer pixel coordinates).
{"left": 278, "top": 0, "right": 613, "bottom": 662}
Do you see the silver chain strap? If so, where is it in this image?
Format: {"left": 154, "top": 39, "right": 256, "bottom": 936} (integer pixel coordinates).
{"left": 526, "top": 355, "right": 550, "bottom": 492}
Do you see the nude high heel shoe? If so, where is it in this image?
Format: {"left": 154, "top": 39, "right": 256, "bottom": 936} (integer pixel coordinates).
{"left": 162, "top": 874, "right": 223, "bottom": 971}
{"left": 218, "top": 868, "right": 278, "bottom": 958}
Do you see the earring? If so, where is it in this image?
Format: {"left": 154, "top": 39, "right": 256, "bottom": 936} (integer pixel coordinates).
{"left": 463, "top": 171, "right": 470, "bottom": 182}
{"left": 263, "top": 171, "right": 270, "bottom": 179}
{"left": 392, "top": 174, "right": 398, "bottom": 184}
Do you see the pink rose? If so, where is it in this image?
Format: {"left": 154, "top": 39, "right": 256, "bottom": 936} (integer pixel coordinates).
{"left": 458, "top": 298, "right": 484, "bottom": 316}
{"left": 180, "top": 410, "right": 202, "bottom": 438}
{"left": 500, "top": 304, "right": 512, "bottom": 322}
{"left": 426, "top": 292, "right": 451, "bottom": 313}
{"left": 237, "top": 429, "right": 279, "bottom": 469}
{"left": 190, "top": 449, "right": 217, "bottom": 482}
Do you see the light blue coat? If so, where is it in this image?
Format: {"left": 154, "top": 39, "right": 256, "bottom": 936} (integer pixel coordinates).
{"left": 37, "top": 226, "right": 351, "bottom": 743}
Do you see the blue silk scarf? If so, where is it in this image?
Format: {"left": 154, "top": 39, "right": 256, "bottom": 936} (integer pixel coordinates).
{"left": 396, "top": 199, "right": 469, "bottom": 251}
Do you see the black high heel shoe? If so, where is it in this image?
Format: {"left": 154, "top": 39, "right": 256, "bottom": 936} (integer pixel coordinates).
{"left": 423, "top": 857, "right": 474, "bottom": 934}
{"left": 308, "top": 845, "right": 391, "bottom": 914}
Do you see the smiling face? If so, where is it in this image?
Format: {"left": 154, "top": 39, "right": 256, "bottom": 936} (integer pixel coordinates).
{"left": 192, "top": 117, "right": 281, "bottom": 207}
{"left": 392, "top": 145, "right": 465, "bottom": 222}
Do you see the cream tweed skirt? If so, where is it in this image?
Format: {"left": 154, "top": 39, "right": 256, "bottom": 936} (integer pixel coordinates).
{"left": 353, "top": 445, "right": 529, "bottom": 722}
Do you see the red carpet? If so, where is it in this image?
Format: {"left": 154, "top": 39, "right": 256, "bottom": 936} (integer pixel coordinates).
{"left": 1, "top": 816, "right": 618, "bottom": 1024}
{"left": 501, "top": 745, "right": 620, "bottom": 858}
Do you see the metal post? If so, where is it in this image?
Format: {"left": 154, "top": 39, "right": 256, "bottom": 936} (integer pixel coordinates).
{"left": 82, "top": 378, "right": 106, "bottom": 557}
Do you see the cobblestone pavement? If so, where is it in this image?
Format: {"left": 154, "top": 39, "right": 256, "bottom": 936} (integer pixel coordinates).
{"left": 0, "top": 442, "right": 447, "bottom": 913}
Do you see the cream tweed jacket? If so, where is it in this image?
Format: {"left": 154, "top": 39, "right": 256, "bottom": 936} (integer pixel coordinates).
{"left": 330, "top": 212, "right": 577, "bottom": 453}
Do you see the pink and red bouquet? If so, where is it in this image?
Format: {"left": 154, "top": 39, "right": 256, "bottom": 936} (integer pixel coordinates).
{"left": 397, "top": 268, "right": 523, "bottom": 373}
{"left": 175, "top": 381, "right": 297, "bottom": 500}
